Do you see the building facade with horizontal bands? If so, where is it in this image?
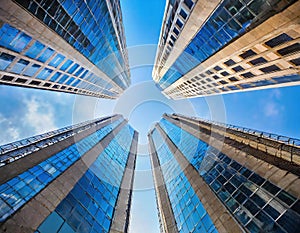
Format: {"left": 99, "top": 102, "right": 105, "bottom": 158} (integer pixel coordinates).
{"left": 153, "top": 0, "right": 300, "bottom": 99}
{"left": 0, "top": 114, "right": 138, "bottom": 233}
{"left": 148, "top": 113, "right": 300, "bottom": 233}
{"left": 0, "top": 0, "right": 130, "bottom": 99}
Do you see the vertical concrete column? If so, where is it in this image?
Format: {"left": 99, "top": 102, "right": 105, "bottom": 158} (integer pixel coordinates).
{"left": 0, "top": 120, "right": 127, "bottom": 233}
{"left": 156, "top": 124, "right": 243, "bottom": 233}
{"left": 110, "top": 131, "right": 138, "bottom": 233}
{"left": 148, "top": 134, "right": 179, "bottom": 233}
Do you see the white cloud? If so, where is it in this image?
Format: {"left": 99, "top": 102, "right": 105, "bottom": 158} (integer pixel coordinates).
{"left": 0, "top": 114, "right": 20, "bottom": 144}
{"left": 23, "top": 97, "right": 57, "bottom": 134}
{"left": 264, "top": 102, "right": 279, "bottom": 117}
{"left": 263, "top": 89, "right": 284, "bottom": 117}
{"left": 270, "top": 89, "right": 281, "bottom": 99}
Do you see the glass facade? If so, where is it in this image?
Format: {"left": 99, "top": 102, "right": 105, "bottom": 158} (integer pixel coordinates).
{"left": 151, "top": 128, "right": 217, "bottom": 233}
{"left": 0, "top": 118, "right": 123, "bottom": 222}
{"left": 36, "top": 124, "right": 134, "bottom": 233}
{"left": 158, "top": 0, "right": 296, "bottom": 90}
{"left": 0, "top": 23, "right": 117, "bottom": 98}
{"left": 0, "top": 116, "right": 114, "bottom": 166}
{"left": 13, "top": 0, "right": 129, "bottom": 90}
{"left": 159, "top": 118, "right": 300, "bottom": 233}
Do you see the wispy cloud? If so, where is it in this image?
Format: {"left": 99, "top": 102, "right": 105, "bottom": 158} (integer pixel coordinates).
{"left": 264, "top": 102, "right": 280, "bottom": 117}
{"left": 23, "top": 97, "right": 57, "bottom": 134}
{"left": 263, "top": 89, "right": 284, "bottom": 117}
{"left": 0, "top": 114, "right": 20, "bottom": 144}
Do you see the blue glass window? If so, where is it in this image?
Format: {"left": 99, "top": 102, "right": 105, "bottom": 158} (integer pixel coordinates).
{"left": 23, "top": 64, "right": 41, "bottom": 77}
{"left": 71, "top": 79, "right": 81, "bottom": 87}
{"left": 37, "top": 68, "right": 53, "bottom": 80}
{"left": 0, "top": 24, "right": 19, "bottom": 49}
{"left": 49, "top": 54, "right": 66, "bottom": 68}
{"left": 58, "top": 74, "right": 69, "bottom": 84}
{"left": 50, "top": 72, "right": 62, "bottom": 82}
{"left": 0, "top": 53, "right": 15, "bottom": 70}
{"left": 66, "top": 77, "right": 75, "bottom": 85}
{"left": 67, "top": 63, "right": 79, "bottom": 74}
{"left": 9, "top": 32, "right": 32, "bottom": 53}
{"left": 25, "top": 41, "right": 45, "bottom": 59}
{"left": 37, "top": 48, "right": 55, "bottom": 63}
{"left": 60, "top": 59, "right": 73, "bottom": 71}
{"left": 10, "top": 59, "right": 29, "bottom": 74}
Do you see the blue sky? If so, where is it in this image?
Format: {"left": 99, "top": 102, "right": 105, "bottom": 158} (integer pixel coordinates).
{"left": 0, "top": 0, "right": 300, "bottom": 232}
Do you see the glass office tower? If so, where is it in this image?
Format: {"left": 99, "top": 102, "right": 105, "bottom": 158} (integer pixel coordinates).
{"left": 149, "top": 113, "right": 300, "bottom": 233}
{"left": 0, "top": 114, "right": 138, "bottom": 233}
{"left": 153, "top": 0, "right": 300, "bottom": 99}
{"left": 0, "top": 0, "right": 130, "bottom": 99}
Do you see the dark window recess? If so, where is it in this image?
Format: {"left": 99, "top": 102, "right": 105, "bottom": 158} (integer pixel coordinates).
{"left": 260, "top": 65, "right": 280, "bottom": 73}
{"left": 170, "top": 35, "right": 176, "bottom": 42}
{"left": 265, "top": 33, "right": 293, "bottom": 48}
{"left": 213, "top": 75, "right": 219, "bottom": 80}
{"left": 1, "top": 75, "right": 14, "bottom": 81}
{"left": 61, "top": 86, "right": 66, "bottom": 89}
{"left": 169, "top": 41, "right": 174, "bottom": 47}
{"left": 221, "top": 71, "right": 230, "bottom": 76}
{"left": 53, "top": 85, "right": 59, "bottom": 89}
{"left": 277, "top": 43, "right": 300, "bottom": 56}
{"left": 214, "top": 66, "right": 222, "bottom": 71}
{"left": 30, "top": 80, "right": 41, "bottom": 86}
{"left": 0, "top": 53, "right": 15, "bottom": 62}
{"left": 249, "top": 173, "right": 265, "bottom": 186}
{"left": 43, "top": 82, "right": 51, "bottom": 87}
{"left": 224, "top": 59, "right": 236, "bottom": 66}
{"left": 74, "top": 89, "right": 78, "bottom": 92}
{"left": 277, "top": 209, "right": 300, "bottom": 233}
{"left": 229, "top": 77, "right": 238, "bottom": 81}
{"left": 14, "top": 0, "right": 30, "bottom": 8}
{"left": 290, "top": 58, "right": 300, "bottom": 66}
{"left": 15, "top": 78, "right": 27, "bottom": 83}
{"left": 179, "top": 9, "right": 188, "bottom": 19}
{"left": 173, "top": 27, "right": 180, "bottom": 36}
{"left": 36, "top": 7, "right": 46, "bottom": 21}
{"left": 232, "top": 65, "right": 245, "bottom": 72}
{"left": 184, "top": 0, "right": 194, "bottom": 9}
{"left": 250, "top": 57, "right": 267, "bottom": 65}
{"left": 291, "top": 200, "right": 300, "bottom": 215}
{"left": 241, "top": 72, "right": 255, "bottom": 78}
{"left": 176, "top": 19, "right": 183, "bottom": 28}
{"left": 206, "top": 70, "right": 213, "bottom": 75}
{"left": 220, "top": 80, "right": 228, "bottom": 84}
{"left": 240, "top": 49, "right": 257, "bottom": 59}
{"left": 28, "top": 1, "right": 38, "bottom": 14}
{"left": 277, "top": 190, "right": 296, "bottom": 206}
{"left": 67, "top": 87, "right": 73, "bottom": 90}
{"left": 262, "top": 181, "right": 280, "bottom": 195}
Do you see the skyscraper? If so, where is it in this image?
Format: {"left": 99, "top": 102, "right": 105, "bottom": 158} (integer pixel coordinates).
{"left": 0, "top": 0, "right": 130, "bottom": 99}
{"left": 0, "top": 114, "right": 138, "bottom": 233}
{"left": 149, "top": 113, "right": 300, "bottom": 233}
{"left": 153, "top": 0, "right": 300, "bottom": 99}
